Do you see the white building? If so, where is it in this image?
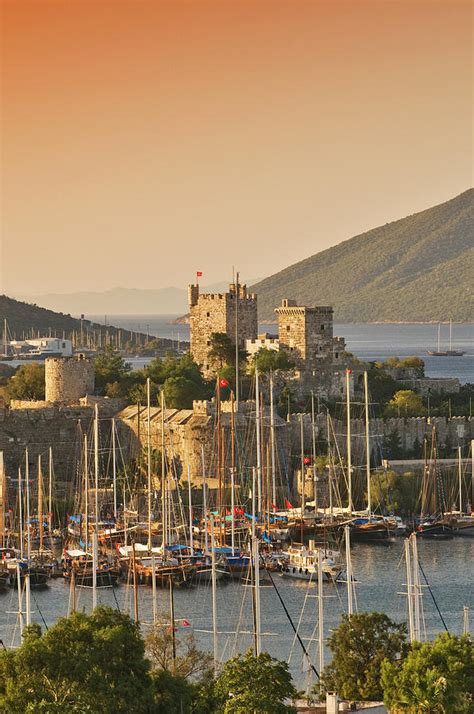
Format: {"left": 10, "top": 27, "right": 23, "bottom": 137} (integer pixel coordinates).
{"left": 10, "top": 337, "right": 73, "bottom": 358}
{"left": 245, "top": 333, "right": 279, "bottom": 356}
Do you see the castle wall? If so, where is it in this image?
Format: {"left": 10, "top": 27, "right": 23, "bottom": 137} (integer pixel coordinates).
{"left": 189, "top": 283, "right": 257, "bottom": 376}
{"left": 45, "top": 355, "right": 95, "bottom": 404}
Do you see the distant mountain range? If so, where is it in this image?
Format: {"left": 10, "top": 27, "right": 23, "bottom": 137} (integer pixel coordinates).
{"left": 251, "top": 189, "right": 473, "bottom": 322}
{"left": 14, "top": 279, "right": 260, "bottom": 318}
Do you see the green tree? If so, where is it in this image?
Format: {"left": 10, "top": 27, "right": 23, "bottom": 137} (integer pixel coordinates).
{"left": 0, "top": 607, "right": 155, "bottom": 713}
{"left": 95, "top": 348, "right": 132, "bottom": 395}
{"left": 215, "top": 649, "right": 297, "bottom": 713}
{"left": 208, "top": 333, "right": 235, "bottom": 368}
{"left": 370, "top": 469, "right": 421, "bottom": 516}
{"left": 381, "top": 633, "right": 474, "bottom": 713}
{"left": 383, "top": 429, "right": 405, "bottom": 460}
{"left": 163, "top": 376, "right": 205, "bottom": 408}
{"left": 386, "top": 390, "right": 425, "bottom": 417}
{"left": 251, "top": 347, "right": 294, "bottom": 374}
{"left": 367, "top": 365, "right": 400, "bottom": 406}
{"left": 146, "top": 620, "right": 213, "bottom": 680}
{"left": 320, "top": 612, "right": 407, "bottom": 702}
{"left": 399, "top": 356, "right": 425, "bottom": 377}
{"left": 7, "top": 364, "right": 45, "bottom": 401}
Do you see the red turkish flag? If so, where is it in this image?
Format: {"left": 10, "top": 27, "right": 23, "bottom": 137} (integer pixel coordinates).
{"left": 181, "top": 619, "right": 191, "bottom": 627}
{"left": 219, "top": 378, "right": 229, "bottom": 388}
{"left": 303, "top": 456, "right": 311, "bottom": 465}
{"left": 196, "top": 271, "right": 203, "bottom": 277}
{"left": 285, "top": 499, "right": 294, "bottom": 510}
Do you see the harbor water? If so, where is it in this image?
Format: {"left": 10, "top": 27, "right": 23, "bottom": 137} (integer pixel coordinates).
{"left": 1, "top": 537, "right": 472, "bottom": 688}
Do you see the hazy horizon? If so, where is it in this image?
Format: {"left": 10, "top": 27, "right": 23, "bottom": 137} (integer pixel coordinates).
{"left": 1, "top": 0, "right": 472, "bottom": 296}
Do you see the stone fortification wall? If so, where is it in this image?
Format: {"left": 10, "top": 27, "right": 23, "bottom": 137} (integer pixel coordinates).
{"left": 45, "top": 355, "right": 95, "bottom": 404}
{"left": 0, "top": 401, "right": 134, "bottom": 495}
{"left": 189, "top": 283, "right": 257, "bottom": 376}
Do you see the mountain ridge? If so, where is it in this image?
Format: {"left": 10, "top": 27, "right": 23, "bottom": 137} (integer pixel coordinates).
{"left": 251, "top": 189, "right": 473, "bottom": 322}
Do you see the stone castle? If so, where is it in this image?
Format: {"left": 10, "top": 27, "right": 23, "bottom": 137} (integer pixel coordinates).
{"left": 189, "top": 281, "right": 258, "bottom": 377}
{"left": 189, "top": 283, "right": 352, "bottom": 396}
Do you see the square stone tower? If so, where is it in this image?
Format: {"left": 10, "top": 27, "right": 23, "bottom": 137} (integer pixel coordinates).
{"left": 275, "top": 299, "right": 334, "bottom": 373}
{"left": 189, "top": 282, "right": 258, "bottom": 376}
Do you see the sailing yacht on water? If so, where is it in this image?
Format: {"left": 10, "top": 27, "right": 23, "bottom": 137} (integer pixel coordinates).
{"left": 427, "top": 320, "right": 465, "bottom": 357}
{"left": 443, "top": 442, "right": 474, "bottom": 536}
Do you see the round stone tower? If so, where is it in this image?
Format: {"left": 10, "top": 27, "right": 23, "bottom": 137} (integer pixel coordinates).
{"left": 45, "top": 354, "right": 95, "bottom": 404}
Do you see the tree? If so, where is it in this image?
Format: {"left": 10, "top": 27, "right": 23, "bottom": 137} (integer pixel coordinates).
{"left": 383, "top": 428, "right": 405, "bottom": 460}
{"left": 0, "top": 607, "right": 155, "bottom": 713}
{"left": 146, "top": 620, "right": 213, "bottom": 680}
{"left": 95, "top": 348, "right": 132, "bottom": 395}
{"left": 146, "top": 621, "right": 215, "bottom": 713}
{"left": 208, "top": 333, "right": 236, "bottom": 368}
{"left": 251, "top": 348, "right": 294, "bottom": 374}
{"left": 163, "top": 375, "right": 205, "bottom": 408}
{"left": 386, "top": 390, "right": 425, "bottom": 417}
{"left": 381, "top": 633, "right": 474, "bottom": 713}
{"left": 214, "top": 649, "right": 297, "bottom": 713}
{"left": 7, "top": 364, "right": 45, "bottom": 401}
{"left": 367, "top": 366, "right": 400, "bottom": 406}
{"left": 320, "top": 612, "right": 407, "bottom": 702}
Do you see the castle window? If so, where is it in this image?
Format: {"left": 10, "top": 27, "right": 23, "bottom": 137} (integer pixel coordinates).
{"left": 207, "top": 340, "right": 211, "bottom": 346}
{"left": 335, "top": 352, "right": 339, "bottom": 359}
{"left": 206, "top": 312, "right": 210, "bottom": 317}
{"left": 321, "top": 324, "right": 325, "bottom": 332}
{"left": 286, "top": 325, "right": 290, "bottom": 332}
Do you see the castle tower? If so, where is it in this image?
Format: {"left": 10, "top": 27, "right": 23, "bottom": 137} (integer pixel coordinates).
{"left": 45, "top": 354, "right": 95, "bottom": 404}
{"left": 189, "top": 281, "right": 258, "bottom": 376}
{"left": 275, "top": 299, "right": 334, "bottom": 373}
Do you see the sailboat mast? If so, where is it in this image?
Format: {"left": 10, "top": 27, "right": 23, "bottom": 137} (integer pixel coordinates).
{"left": 0, "top": 452, "right": 5, "bottom": 549}
{"left": 458, "top": 446, "right": 463, "bottom": 514}
{"left": 471, "top": 439, "right": 474, "bottom": 512}
{"left": 94, "top": 404, "right": 99, "bottom": 530}
{"left": 255, "top": 367, "right": 262, "bottom": 515}
{"left": 345, "top": 369, "right": 353, "bottom": 514}
{"left": 311, "top": 391, "right": 317, "bottom": 511}
{"left": 3, "top": 318, "right": 7, "bottom": 358}
{"left": 187, "top": 465, "right": 193, "bottom": 555}
{"left": 270, "top": 371, "right": 276, "bottom": 512}
{"left": 300, "top": 414, "right": 305, "bottom": 516}
{"left": 317, "top": 550, "right": 324, "bottom": 675}
{"left": 234, "top": 271, "right": 240, "bottom": 409}
{"left": 364, "top": 372, "right": 371, "bottom": 515}
{"left": 405, "top": 538, "right": 414, "bottom": 641}
{"left": 25, "top": 450, "right": 31, "bottom": 560}
{"left": 201, "top": 445, "right": 208, "bottom": 553}
{"left": 84, "top": 434, "right": 89, "bottom": 549}
{"left": 147, "top": 377, "right": 152, "bottom": 549}
{"left": 48, "top": 447, "right": 53, "bottom": 539}
{"left": 18, "top": 466, "right": 23, "bottom": 558}
{"left": 210, "top": 514, "right": 218, "bottom": 675}
{"left": 253, "top": 534, "right": 261, "bottom": 655}
{"left": 92, "top": 530, "right": 98, "bottom": 610}
{"left": 161, "top": 390, "right": 167, "bottom": 549}
{"left": 112, "top": 418, "right": 117, "bottom": 521}
{"left": 37, "top": 454, "right": 43, "bottom": 551}
{"left": 344, "top": 525, "right": 353, "bottom": 616}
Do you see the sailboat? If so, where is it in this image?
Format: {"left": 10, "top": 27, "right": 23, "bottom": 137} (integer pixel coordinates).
{"left": 427, "top": 320, "right": 465, "bottom": 357}
{"left": 350, "top": 372, "right": 397, "bottom": 543}
{"left": 415, "top": 428, "right": 453, "bottom": 539}
{"left": 443, "top": 443, "right": 474, "bottom": 536}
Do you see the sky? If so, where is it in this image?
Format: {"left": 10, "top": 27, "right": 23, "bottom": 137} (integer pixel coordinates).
{"left": 1, "top": 0, "right": 472, "bottom": 297}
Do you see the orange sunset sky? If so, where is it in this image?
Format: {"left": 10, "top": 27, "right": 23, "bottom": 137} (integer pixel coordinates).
{"left": 1, "top": 0, "right": 472, "bottom": 297}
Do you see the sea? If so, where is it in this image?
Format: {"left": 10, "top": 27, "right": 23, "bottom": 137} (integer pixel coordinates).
{"left": 1, "top": 538, "right": 472, "bottom": 689}
{"left": 90, "top": 316, "right": 474, "bottom": 384}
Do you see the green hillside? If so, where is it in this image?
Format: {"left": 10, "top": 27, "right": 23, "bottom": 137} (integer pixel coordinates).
{"left": 0, "top": 295, "right": 174, "bottom": 348}
{"left": 253, "top": 189, "right": 473, "bottom": 322}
